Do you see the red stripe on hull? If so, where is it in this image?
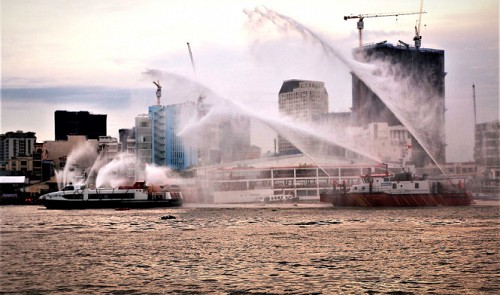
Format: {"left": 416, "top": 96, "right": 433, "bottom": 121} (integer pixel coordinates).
{"left": 321, "top": 192, "right": 472, "bottom": 207}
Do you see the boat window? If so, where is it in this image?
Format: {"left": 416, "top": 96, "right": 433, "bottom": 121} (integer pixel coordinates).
{"left": 88, "top": 193, "right": 134, "bottom": 199}
{"left": 62, "top": 186, "right": 74, "bottom": 191}
{"left": 392, "top": 183, "right": 396, "bottom": 189}
{"left": 62, "top": 194, "right": 83, "bottom": 200}
{"left": 384, "top": 178, "right": 390, "bottom": 182}
{"left": 415, "top": 183, "right": 419, "bottom": 189}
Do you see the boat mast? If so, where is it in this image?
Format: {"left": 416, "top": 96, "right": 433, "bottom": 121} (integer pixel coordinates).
{"left": 400, "top": 144, "right": 412, "bottom": 172}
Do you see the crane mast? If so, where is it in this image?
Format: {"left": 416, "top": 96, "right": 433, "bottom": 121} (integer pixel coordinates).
{"left": 186, "top": 42, "right": 205, "bottom": 106}
{"left": 186, "top": 42, "right": 196, "bottom": 75}
{"left": 473, "top": 84, "right": 477, "bottom": 127}
{"left": 153, "top": 81, "right": 161, "bottom": 105}
{"left": 413, "top": 0, "right": 425, "bottom": 49}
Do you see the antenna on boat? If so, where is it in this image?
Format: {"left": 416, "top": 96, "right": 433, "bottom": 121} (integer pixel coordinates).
{"left": 400, "top": 144, "right": 412, "bottom": 172}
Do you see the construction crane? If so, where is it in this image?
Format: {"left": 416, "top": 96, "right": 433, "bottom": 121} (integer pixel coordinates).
{"left": 186, "top": 42, "right": 196, "bottom": 75}
{"left": 413, "top": 0, "right": 424, "bottom": 49}
{"left": 153, "top": 81, "right": 161, "bottom": 105}
{"left": 344, "top": 10, "right": 426, "bottom": 49}
{"left": 472, "top": 84, "right": 477, "bottom": 127}
{"left": 186, "top": 42, "right": 205, "bottom": 106}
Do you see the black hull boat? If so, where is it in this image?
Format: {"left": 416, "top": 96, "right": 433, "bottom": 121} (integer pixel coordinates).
{"left": 39, "top": 182, "right": 183, "bottom": 209}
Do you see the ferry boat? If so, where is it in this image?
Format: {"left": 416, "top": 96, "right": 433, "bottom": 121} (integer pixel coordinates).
{"left": 319, "top": 169, "right": 473, "bottom": 207}
{"left": 39, "top": 182, "right": 183, "bottom": 209}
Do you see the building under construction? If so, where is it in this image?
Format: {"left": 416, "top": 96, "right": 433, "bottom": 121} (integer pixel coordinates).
{"left": 351, "top": 41, "right": 446, "bottom": 166}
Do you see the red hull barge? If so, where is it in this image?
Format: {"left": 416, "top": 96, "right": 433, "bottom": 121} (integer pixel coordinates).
{"left": 320, "top": 170, "right": 473, "bottom": 207}
{"left": 321, "top": 191, "right": 472, "bottom": 207}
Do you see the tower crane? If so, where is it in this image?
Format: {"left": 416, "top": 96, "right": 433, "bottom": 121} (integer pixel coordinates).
{"left": 186, "top": 42, "right": 196, "bottom": 75}
{"left": 153, "top": 81, "right": 161, "bottom": 105}
{"left": 472, "top": 84, "right": 477, "bottom": 127}
{"left": 186, "top": 42, "right": 205, "bottom": 106}
{"left": 413, "top": 0, "right": 425, "bottom": 50}
{"left": 344, "top": 10, "right": 426, "bottom": 49}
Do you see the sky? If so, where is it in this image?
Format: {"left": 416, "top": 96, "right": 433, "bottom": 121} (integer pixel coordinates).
{"left": 1, "top": 0, "right": 498, "bottom": 163}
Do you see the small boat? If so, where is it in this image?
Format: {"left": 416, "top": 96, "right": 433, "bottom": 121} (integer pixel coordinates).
{"left": 259, "top": 194, "right": 299, "bottom": 203}
{"left": 39, "top": 182, "right": 183, "bottom": 209}
{"left": 161, "top": 215, "right": 176, "bottom": 220}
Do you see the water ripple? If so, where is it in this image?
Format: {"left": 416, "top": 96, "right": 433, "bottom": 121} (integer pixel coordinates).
{"left": 0, "top": 205, "right": 498, "bottom": 294}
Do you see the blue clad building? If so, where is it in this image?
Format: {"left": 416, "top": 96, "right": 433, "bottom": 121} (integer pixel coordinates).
{"left": 149, "top": 102, "right": 198, "bottom": 171}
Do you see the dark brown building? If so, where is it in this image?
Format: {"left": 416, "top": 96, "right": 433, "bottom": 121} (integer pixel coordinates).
{"left": 55, "top": 110, "right": 106, "bottom": 141}
{"left": 351, "top": 41, "right": 446, "bottom": 166}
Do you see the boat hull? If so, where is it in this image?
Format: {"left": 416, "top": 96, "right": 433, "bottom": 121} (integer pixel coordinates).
{"left": 41, "top": 199, "right": 183, "bottom": 210}
{"left": 320, "top": 191, "right": 473, "bottom": 207}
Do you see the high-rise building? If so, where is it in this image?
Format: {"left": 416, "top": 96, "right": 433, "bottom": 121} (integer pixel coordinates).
{"left": 474, "top": 120, "right": 500, "bottom": 167}
{"left": 135, "top": 114, "right": 152, "bottom": 165}
{"left": 0, "top": 131, "right": 37, "bottom": 172}
{"left": 32, "top": 142, "right": 43, "bottom": 181}
{"left": 196, "top": 102, "right": 221, "bottom": 165}
{"left": 351, "top": 42, "right": 446, "bottom": 166}
{"left": 149, "top": 102, "right": 198, "bottom": 170}
{"left": 119, "top": 128, "right": 135, "bottom": 154}
{"left": 97, "top": 136, "right": 119, "bottom": 163}
{"left": 278, "top": 79, "right": 329, "bottom": 154}
{"left": 55, "top": 110, "right": 106, "bottom": 141}
{"left": 149, "top": 105, "right": 166, "bottom": 165}
{"left": 218, "top": 114, "right": 253, "bottom": 162}
{"left": 196, "top": 103, "right": 258, "bottom": 165}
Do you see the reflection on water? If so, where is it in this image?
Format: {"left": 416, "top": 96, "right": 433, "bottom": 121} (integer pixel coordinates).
{"left": 1, "top": 203, "right": 498, "bottom": 294}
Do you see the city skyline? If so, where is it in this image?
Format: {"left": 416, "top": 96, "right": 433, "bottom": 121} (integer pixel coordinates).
{"left": 1, "top": 0, "right": 498, "bottom": 163}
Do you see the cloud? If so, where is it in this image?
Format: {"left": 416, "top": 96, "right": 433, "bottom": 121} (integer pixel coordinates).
{"left": 1, "top": 87, "right": 136, "bottom": 109}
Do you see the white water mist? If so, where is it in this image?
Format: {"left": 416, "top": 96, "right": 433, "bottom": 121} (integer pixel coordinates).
{"left": 55, "top": 141, "right": 98, "bottom": 189}
{"left": 244, "top": 7, "right": 446, "bottom": 173}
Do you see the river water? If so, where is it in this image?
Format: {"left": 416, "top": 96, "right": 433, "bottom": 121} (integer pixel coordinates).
{"left": 1, "top": 202, "right": 498, "bottom": 294}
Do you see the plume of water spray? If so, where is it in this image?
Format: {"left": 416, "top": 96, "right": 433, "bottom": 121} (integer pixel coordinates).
{"left": 91, "top": 152, "right": 178, "bottom": 188}
{"left": 145, "top": 164, "right": 173, "bottom": 186}
{"left": 151, "top": 69, "right": 382, "bottom": 165}
{"left": 85, "top": 152, "right": 109, "bottom": 188}
{"left": 244, "top": 7, "right": 446, "bottom": 174}
{"left": 95, "top": 153, "right": 137, "bottom": 188}
{"left": 55, "top": 141, "right": 98, "bottom": 189}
